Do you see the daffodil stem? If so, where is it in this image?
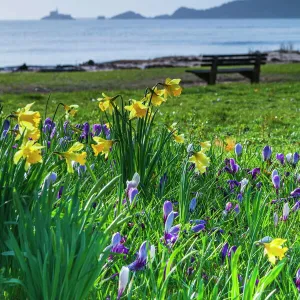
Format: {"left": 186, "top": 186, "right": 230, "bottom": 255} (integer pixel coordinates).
{"left": 86, "top": 162, "right": 97, "bottom": 183}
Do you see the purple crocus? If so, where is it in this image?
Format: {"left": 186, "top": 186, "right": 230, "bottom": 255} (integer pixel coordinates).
{"left": 262, "top": 145, "right": 272, "bottom": 161}
{"left": 221, "top": 243, "right": 229, "bottom": 262}
{"left": 248, "top": 168, "right": 260, "bottom": 180}
{"left": 102, "top": 123, "right": 111, "bottom": 139}
{"left": 42, "top": 118, "right": 54, "bottom": 133}
{"left": 117, "top": 266, "right": 129, "bottom": 300}
{"left": 189, "top": 197, "right": 197, "bottom": 212}
{"left": 42, "top": 172, "right": 57, "bottom": 189}
{"left": 293, "top": 153, "right": 299, "bottom": 166}
{"left": 225, "top": 202, "right": 233, "bottom": 212}
{"left": 111, "top": 232, "right": 129, "bottom": 256}
{"left": 191, "top": 220, "right": 206, "bottom": 233}
{"left": 292, "top": 201, "right": 300, "bottom": 212}
{"left": 80, "top": 122, "right": 90, "bottom": 141}
{"left": 229, "top": 158, "right": 239, "bottom": 174}
{"left": 234, "top": 204, "right": 240, "bottom": 214}
{"left": 163, "top": 201, "right": 173, "bottom": 223}
{"left": 272, "top": 174, "right": 281, "bottom": 192}
{"left": 235, "top": 143, "right": 243, "bottom": 156}
{"left": 1, "top": 119, "right": 10, "bottom": 140}
{"left": 126, "top": 173, "right": 140, "bottom": 204}
{"left": 291, "top": 188, "right": 300, "bottom": 197}
{"left": 164, "top": 211, "right": 180, "bottom": 246}
{"left": 57, "top": 186, "right": 64, "bottom": 199}
{"left": 227, "top": 180, "right": 240, "bottom": 192}
{"left": 282, "top": 203, "right": 290, "bottom": 221}
{"left": 228, "top": 246, "right": 237, "bottom": 258}
{"left": 276, "top": 153, "right": 285, "bottom": 165}
{"left": 295, "top": 269, "right": 300, "bottom": 292}
{"left": 92, "top": 124, "right": 102, "bottom": 136}
{"left": 128, "top": 241, "right": 155, "bottom": 271}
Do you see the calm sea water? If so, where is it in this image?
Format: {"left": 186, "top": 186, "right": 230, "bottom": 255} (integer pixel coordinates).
{"left": 0, "top": 19, "right": 300, "bottom": 66}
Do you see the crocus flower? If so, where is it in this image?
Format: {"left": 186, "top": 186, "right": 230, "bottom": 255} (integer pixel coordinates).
{"left": 235, "top": 143, "right": 243, "bottom": 156}
{"left": 262, "top": 145, "right": 272, "bottom": 161}
{"left": 163, "top": 201, "right": 173, "bottom": 223}
{"left": 240, "top": 178, "right": 249, "bottom": 193}
{"left": 248, "top": 168, "right": 260, "bottom": 180}
{"left": 274, "top": 212, "right": 279, "bottom": 227}
{"left": 55, "top": 142, "right": 87, "bottom": 173}
{"left": 282, "top": 203, "right": 290, "bottom": 221}
{"left": 191, "top": 220, "right": 206, "bottom": 233}
{"left": 125, "top": 173, "right": 140, "bottom": 204}
{"left": 1, "top": 119, "right": 10, "bottom": 139}
{"left": 225, "top": 202, "right": 233, "bottom": 212}
{"left": 110, "top": 232, "right": 129, "bottom": 256}
{"left": 227, "top": 180, "right": 240, "bottom": 192}
{"left": 189, "top": 151, "right": 210, "bottom": 174}
{"left": 92, "top": 137, "right": 114, "bottom": 159}
{"left": 272, "top": 169, "right": 278, "bottom": 179}
{"left": 292, "top": 201, "right": 300, "bottom": 212}
{"left": 117, "top": 266, "right": 129, "bottom": 300}
{"left": 295, "top": 269, "right": 300, "bottom": 292}
{"left": 293, "top": 152, "right": 299, "bottom": 165}
{"left": 127, "top": 188, "right": 138, "bottom": 204}
{"left": 128, "top": 241, "right": 154, "bottom": 271}
{"left": 57, "top": 186, "right": 64, "bottom": 199}
{"left": 276, "top": 153, "right": 285, "bottom": 165}
{"left": 43, "top": 172, "right": 57, "bottom": 189}
{"left": 42, "top": 118, "right": 54, "bottom": 134}
{"left": 229, "top": 158, "right": 239, "bottom": 174}
{"left": 286, "top": 153, "right": 292, "bottom": 163}
{"left": 163, "top": 78, "right": 182, "bottom": 98}
{"left": 80, "top": 122, "right": 90, "bottom": 141}
{"left": 262, "top": 238, "right": 288, "bottom": 265}
{"left": 237, "top": 193, "right": 243, "bottom": 202}
{"left": 14, "top": 140, "right": 44, "bottom": 171}
{"left": 92, "top": 124, "right": 102, "bottom": 136}
{"left": 189, "top": 197, "right": 197, "bottom": 212}
{"left": 221, "top": 243, "right": 229, "bottom": 262}
{"left": 228, "top": 246, "right": 237, "bottom": 258}
{"left": 102, "top": 123, "right": 111, "bottom": 139}
{"left": 272, "top": 175, "right": 281, "bottom": 192}
{"left": 234, "top": 204, "right": 240, "bottom": 214}
{"left": 164, "top": 211, "right": 180, "bottom": 246}
{"left": 125, "top": 100, "right": 149, "bottom": 120}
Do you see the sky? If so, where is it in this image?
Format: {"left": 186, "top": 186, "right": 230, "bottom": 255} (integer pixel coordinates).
{"left": 0, "top": 0, "right": 231, "bottom": 20}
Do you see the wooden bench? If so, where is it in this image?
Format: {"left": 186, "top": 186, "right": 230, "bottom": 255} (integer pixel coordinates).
{"left": 186, "top": 53, "right": 267, "bottom": 85}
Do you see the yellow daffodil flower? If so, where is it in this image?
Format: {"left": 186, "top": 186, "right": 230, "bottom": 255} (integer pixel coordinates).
{"left": 225, "top": 137, "right": 236, "bottom": 152}
{"left": 16, "top": 125, "right": 41, "bottom": 141}
{"left": 64, "top": 104, "right": 79, "bottom": 119}
{"left": 168, "top": 123, "right": 185, "bottom": 144}
{"left": 124, "top": 100, "right": 149, "bottom": 120}
{"left": 56, "top": 142, "right": 87, "bottom": 173}
{"left": 263, "top": 238, "right": 288, "bottom": 265}
{"left": 15, "top": 103, "right": 41, "bottom": 131}
{"left": 200, "top": 141, "right": 211, "bottom": 152}
{"left": 145, "top": 88, "right": 166, "bottom": 107}
{"left": 189, "top": 151, "right": 210, "bottom": 174}
{"left": 97, "top": 93, "right": 116, "bottom": 115}
{"left": 14, "top": 140, "right": 44, "bottom": 170}
{"left": 164, "top": 78, "right": 182, "bottom": 98}
{"left": 92, "top": 137, "right": 114, "bottom": 159}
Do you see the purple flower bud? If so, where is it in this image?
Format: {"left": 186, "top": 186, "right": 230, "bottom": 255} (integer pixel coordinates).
{"left": 272, "top": 175, "right": 280, "bottom": 190}
{"left": 92, "top": 124, "right": 102, "bottom": 136}
{"left": 163, "top": 201, "right": 173, "bottom": 223}
{"left": 262, "top": 145, "right": 272, "bottom": 161}
{"left": 293, "top": 152, "right": 299, "bottom": 166}
{"left": 190, "top": 219, "right": 206, "bottom": 225}
{"left": 274, "top": 212, "right": 279, "bottom": 227}
{"left": 237, "top": 193, "right": 243, "bottom": 202}
{"left": 234, "top": 204, "right": 240, "bottom": 214}
{"left": 117, "top": 266, "right": 129, "bottom": 300}
{"left": 292, "top": 201, "right": 300, "bottom": 212}
{"left": 286, "top": 153, "right": 292, "bottom": 163}
{"left": 229, "top": 158, "right": 239, "bottom": 174}
{"left": 128, "top": 188, "right": 138, "bottom": 204}
{"left": 295, "top": 269, "right": 300, "bottom": 292}
{"left": 228, "top": 246, "right": 237, "bottom": 258}
{"left": 227, "top": 180, "right": 240, "bottom": 192}
{"left": 256, "top": 182, "right": 262, "bottom": 190}
{"left": 276, "top": 153, "right": 285, "bottom": 165}
{"left": 2, "top": 119, "right": 10, "bottom": 131}
{"left": 291, "top": 188, "right": 300, "bottom": 197}
{"left": 57, "top": 186, "right": 64, "bottom": 199}
{"left": 248, "top": 168, "right": 260, "bottom": 180}
{"left": 189, "top": 197, "right": 197, "bottom": 212}
{"left": 225, "top": 202, "right": 233, "bottom": 212}
{"left": 282, "top": 203, "right": 290, "bottom": 221}
{"left": 43, "top": 172, "right": 57, "bottom": 189}
{"left": 128, "top": 241, "right": 152, "bottom": 271}
{"left": 221, "top": 243, "right": 229, "bottom": 262}
{"left": 191, "top": 223, "right": 205, "bottom": 233}
{"left": 235, "top": 143, "right": 243, "bottom": 156}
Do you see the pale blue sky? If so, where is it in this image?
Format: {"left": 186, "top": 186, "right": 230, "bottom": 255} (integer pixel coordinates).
{"left": 0, "top": 0, "right": 231, "bottom": 20}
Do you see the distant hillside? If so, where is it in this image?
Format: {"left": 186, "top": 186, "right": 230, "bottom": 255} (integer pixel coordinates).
{"left": 111, "top": 11, "right": 146, "bottom": 19}
{"left": 170, "top": 0, "right": 300, "bottom": 19}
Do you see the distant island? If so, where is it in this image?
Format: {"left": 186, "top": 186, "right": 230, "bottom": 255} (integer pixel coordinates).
{"left": 111, "top": 11, "right": 146, "bottom": 19}
{"left": 41, "top": 9, "right": 75, "bottom": 20}
{"left": 110, "top": 0, "right": 300, "bottom": 19}
{"left": 97, "top": 16, "right": 106, "bottom": 20}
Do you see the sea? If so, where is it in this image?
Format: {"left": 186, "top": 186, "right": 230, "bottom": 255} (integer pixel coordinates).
{"left": 0, "top": 19, "right": 300, "bottom": 67}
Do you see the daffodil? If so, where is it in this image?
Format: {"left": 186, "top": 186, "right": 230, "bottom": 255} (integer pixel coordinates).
{"left": 64, "top": 104, "right": 79, "bottom": 119}
{"left": 145, "top": 88, "right": 166, "bottom": 107}
{"left": 189, "top": 151, "right": 210, "bottom": 174}
{"left": 92, "top": 137, "right": 114, "bottom": 159}
{"left": 168, "top": 123, "right": 185, "bottom": 144}
{"left": 225, "top": 137, "right": 236, "bottom": 152}
{"left": 200, "top": 141, "right": 211, "bottom": 152}
{"left": 163, "top": 78, "right": 182, "bottom": 98}
{"left": 15, "top": 103, "right": 41, "bottom": 131}
{"left": 125, "top": 100, "right": 149, "bottom": 120}
{"left": 56, "top": 142, "right": 87, "bottom": 173}
{"left": 97, "top": 93, "right": 116, "bottom": 115}
{"left": 14, "top": 140, "right": 44, "bottom": 170}
{"left": 16, "top": 125, "right": 41, "bottom": 141}
{"left": 263, "top": 238, "right": 288, "bottom": 264}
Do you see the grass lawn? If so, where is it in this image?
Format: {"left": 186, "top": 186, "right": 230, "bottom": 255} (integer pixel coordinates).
{"left": 1, "top": 64, "right": 300, "bottom": 146}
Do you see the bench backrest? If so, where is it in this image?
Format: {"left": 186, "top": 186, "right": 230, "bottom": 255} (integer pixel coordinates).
{"left": 200, "top": 53, "right": 267, "bottom": 67}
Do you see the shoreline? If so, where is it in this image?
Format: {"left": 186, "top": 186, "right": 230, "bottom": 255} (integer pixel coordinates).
{"left": 1, "top": 50, "right": 300, "bottom": 73}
